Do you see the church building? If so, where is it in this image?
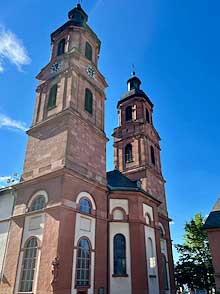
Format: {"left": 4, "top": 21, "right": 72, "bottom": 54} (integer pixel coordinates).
{"left": 0, "top": 4, "right": 175, "bottom": 294}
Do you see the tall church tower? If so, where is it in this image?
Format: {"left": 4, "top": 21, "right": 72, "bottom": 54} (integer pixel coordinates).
{"left": 22, "top": 3, "right": 108, "bottom": 186}
{"left": 113, "top": 72, "right": 167, "bottom": 215}
{"left": 0, "top": 4, "right": 109, "bottom": 294}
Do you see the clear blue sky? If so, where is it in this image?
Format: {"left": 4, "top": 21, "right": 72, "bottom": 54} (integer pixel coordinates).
{"left": 0, "top": 0, "right": 220, "bottom": 261}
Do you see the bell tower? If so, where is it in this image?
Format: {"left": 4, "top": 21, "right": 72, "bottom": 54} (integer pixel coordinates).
{"left": 22, "top": 4, "right": 108, "bottom": 185}
{"left": 113, "top": 72, "right": 168, "bottom": 214}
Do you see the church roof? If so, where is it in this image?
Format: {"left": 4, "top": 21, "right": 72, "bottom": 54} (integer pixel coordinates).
{"left": 107, "top": 170, "right": 161, "bottom": 204}
{"left": 117, "top": 88, "right": 153, "bottom": 108}
{"left": 107, "top": 170, "right": 138, "bottom": 190}
{"left": 203, "top": 199, "right": 220, "bottom": 230}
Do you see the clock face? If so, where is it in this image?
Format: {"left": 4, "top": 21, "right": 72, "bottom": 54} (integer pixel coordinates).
{"left": 50, "top": 61, "right": 62, "bottom": 73}
{"left": 86, "top": 65, "right": 96, "bottom": 79}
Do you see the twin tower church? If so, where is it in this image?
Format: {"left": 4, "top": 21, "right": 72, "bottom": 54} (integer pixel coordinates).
{"left": 0, "top": 4, "right": 175, "bottom": 294}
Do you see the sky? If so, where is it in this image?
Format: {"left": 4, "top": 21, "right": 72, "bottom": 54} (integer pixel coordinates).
{"left": 0, "top": 0, "right": 220, "bottom": 261}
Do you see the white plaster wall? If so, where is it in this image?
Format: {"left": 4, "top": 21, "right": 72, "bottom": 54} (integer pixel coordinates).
{"left": 0, "top": 191, "right": 14, "bottom": 281}
{"left": 0, "top": 192, "right": 14, "bottom": 221}
{"left": 14, "top": 212, "right": 45, "bottom": 293}
{"left": 110, "top": 199, "right": 128, "bottom": 214}
{"left": 145, "top": 226, "right": 159, "bottom": 294}
{"left": 109, "top": 222, "right": 131, "bottom": 294}
{"left": 0, "top": 221, "right": 10, "bottom": 278}
{"left": 143, "top": 203, "right": 153, "bottom": 222}
{"left": 71, "top": 213, "right": 96, "bottom": 294}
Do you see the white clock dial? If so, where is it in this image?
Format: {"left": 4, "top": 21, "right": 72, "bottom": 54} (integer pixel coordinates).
{"left": 50, "top": 61, "right": 62, "bottom": 73}
{"left": 86, "top": 65, "right": 96, "bottom": 79}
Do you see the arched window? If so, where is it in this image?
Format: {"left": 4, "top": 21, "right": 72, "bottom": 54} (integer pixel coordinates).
{"left": 150, "top": 146, "right": 156, "bottom": 165}
{"left": 30, "top": 196, "right": 46, "bottom": 212}
{"left": 47, "top": 84, "right": 57, "bottom": 110}
{"left": 146, "top": 108, "right": 150, "bottom": 123}
{"left": 159, "top": 226, "right": 165, "bottom": 239}
{"left": 125, "top": 106, "right": 132, "bottom": 121}
{"left": 85, "top": 42, "right": 93, "bottom": 61}
{"left": 125, "top": 143, "right": 133, "bottom": 163}
{"left": 76, "top": 238, "right": 91, "bottom": 287}
{"left": 85, "top": 88, "right": 93, "bottom": 114}
{"left": 19, "top": 237, "right": 38, "bottom": 292}
{"left": 162, "top": 254, "right": 169, "bottom": 290}
{"left": 148, "top": 237, "right": 156, "bottom": 269}
{"left": 79, "top": 198, "right": 91, "bottom": 214}
{"left": 114, "top": 234, "right": 126, "bottom": 275}
{"left": 57, "top": 38, "right": 65, "bottom": 56}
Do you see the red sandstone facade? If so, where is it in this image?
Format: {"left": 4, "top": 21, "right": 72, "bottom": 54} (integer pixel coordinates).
{"left": 204, "top": 199, "right": 220, "bottom": 291}
{"left": 0, "top": 4, "right": 175, "bottom": 294}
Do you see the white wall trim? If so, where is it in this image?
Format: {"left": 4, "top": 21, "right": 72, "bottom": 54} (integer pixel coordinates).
{"left": 27, "top": 190, "right": 48, "bottom": 210}
{"left": 76, "top": 192, "right": 96, "bottom": 210}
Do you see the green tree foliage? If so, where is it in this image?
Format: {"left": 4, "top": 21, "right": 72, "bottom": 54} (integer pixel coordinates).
{"left": 175, "top": 213, "right": 215, "bottom": 292}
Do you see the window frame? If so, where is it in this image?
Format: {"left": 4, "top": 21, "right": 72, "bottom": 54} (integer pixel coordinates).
{"left": 146, "top": 108, "right": 150, "bottom": 123}
{"left": 57, "top": 38, "right": 66, "bottom": 56}
{"left": 84, "top": 88, "right": 93, "bottom": 114}
{"left": 29, "top": 195, "right": 46, "bottom": 212}
{"left": 75, "top": 237, "right": 91, "bottom": 288}
{"left": 19, "top": 237, "right": 39, "bottom": 293}
{"left": 125, "top": 143, "right": 133, "bottom": 163}
{"left": 85, "top": 42, "right": 93, "bottom": 61}
{"left": 79, "top": 197, "right": 92, "bottom": 215}
{"left": 125, "top": 106, "right": 132, "bottom": 121}
{"left": 162, "top": 253, "right": 169, "bottom": 290}
{"left": 113, "top": 233, "right": 127, "bottom": 276}
{"left": 150, "top": 146, "right": 156, "bottom": 166}
{"left": 47, "top": 84, "right": 58, "bottom": 110}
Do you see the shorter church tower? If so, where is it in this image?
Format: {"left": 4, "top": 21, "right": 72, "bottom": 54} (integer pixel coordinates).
{"left": 113, "top": 72, "right": 167, "bottom": 215}
{"left": 108, "top": 73, "right": 175, "bottom": 294}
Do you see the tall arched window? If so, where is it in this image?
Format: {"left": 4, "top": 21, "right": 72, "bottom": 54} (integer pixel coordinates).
{"left": 85, "top": 88, "right": 93, "bottom": 114}
{"left": 125, "top": 143, "right": 133, "bottom": 163}
{"left": 146, "top": 108, "right": 150, "bottom": 123}
{"left": 79, "top": 198, "right": 91, "bottom": 214}
{"left": 19, "top": 237, "right": 38, "bottom": 292}
{"left": 30, "top": 196, "right": 46, "bottom": 212}
{"left": 114, "top": 234, "right": 126, "bottom": 275}
{"left": 148, "top": 237, "right": 156, "bottom": 269}
{"left": 85, "top": 42, "right": 93, "bottom": 61}
{"left": 47, "top": 84, "right": 57, "bottom": 110}
{"left": 150, "top": 146, "right": 156, "bottom": 165}
{"left": 162, "top": 254, "right": 169, "bottom": 290}
{"left": 76, "top": 238, "right": 91, "bottom": 287}
{"left": 57, "top": 38, "right": 65, "bottom": 56}
{"left": 125, "top": 106, "right": 132, "bottom": 121}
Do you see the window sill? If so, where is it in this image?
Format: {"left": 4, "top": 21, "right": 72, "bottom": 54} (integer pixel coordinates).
{"left": 75, "top": 285, "right": 90, "bottom": 289}
{"left": 112, "top": 274, "right": 128, "bottom": 278}
{"left": 47, "top": 105, "right": 57, "bottom": 111}
{"left": 125, "top": 160, "right": 134, "bottom": 164}
{"left": 85, "top": 109, "right": 93, "bottom": 116}
{"left": 17, "top": 292, "right": 33, "bottom": 294}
